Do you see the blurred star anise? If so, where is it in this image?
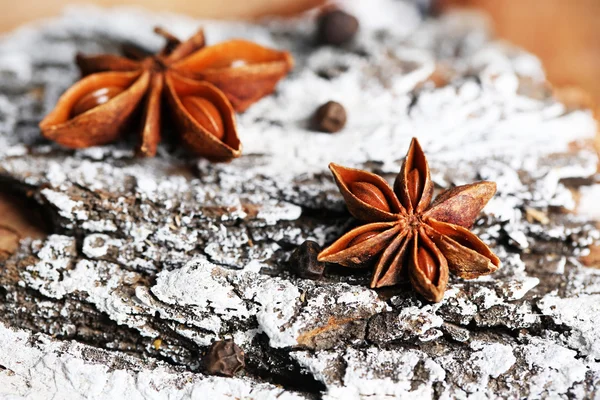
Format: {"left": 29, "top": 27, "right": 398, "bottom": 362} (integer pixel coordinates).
{"left": 318, "top": 138, "right": 501, "bottom": 302}
{"left": 39, "top": 27, "right": 293, "bottom": 160}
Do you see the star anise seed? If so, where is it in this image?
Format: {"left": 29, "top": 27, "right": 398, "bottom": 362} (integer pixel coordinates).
{"left": 39, "top": 27, "right": 294, "bottom": 161}
{"left": 318, "top": 137, "right": 500, "bottom": 302}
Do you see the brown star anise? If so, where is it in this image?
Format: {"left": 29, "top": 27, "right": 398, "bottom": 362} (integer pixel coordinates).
{"left": 39, "top": 27, "right": 293, "bottom": 160}
{"left": 318, "top": 138, "right": 501, "bottom": 302}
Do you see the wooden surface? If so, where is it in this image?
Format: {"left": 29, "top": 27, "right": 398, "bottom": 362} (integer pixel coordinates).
{"left": 1, "top": 0, "right": 599, "bottom": 248}
{"left": 0, "top": 1, "right": 323, "bottom": 249}
{"left": 1, "top": 8, "right": 600, "bottom": 396}
{"left": 0, "top": 6, "right": 599, "bottom": 397}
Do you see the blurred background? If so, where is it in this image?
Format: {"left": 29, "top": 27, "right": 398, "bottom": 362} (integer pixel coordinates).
{"left": 1, "top": 0, "right": 598, "bottom": 110}
{"left": 439, "top": 0, "right": 600, "bottom": 114}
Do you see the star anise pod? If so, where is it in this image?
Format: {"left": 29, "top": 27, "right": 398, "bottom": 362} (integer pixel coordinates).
{"left": 39, "top": 27, "right": 293, "bottom": 160}
{"left": 318, "top": 138, "right": 501, "bottom": 302}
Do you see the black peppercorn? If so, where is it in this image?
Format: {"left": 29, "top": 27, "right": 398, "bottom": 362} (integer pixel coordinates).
{"left": 313, "top": 101, "right": 347, "bottom": 133}
{"left": 203, "top": 340, "right": 245, "bottom": 377}
{"left": 316, "top": 9, "right": 359, "bottom": 46}
{"left": 289, "top": 240, "right": 325, "bottom": 279}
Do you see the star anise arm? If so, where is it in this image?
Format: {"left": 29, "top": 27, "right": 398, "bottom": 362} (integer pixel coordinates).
{"left": 171, "top": 40, "right": 294, "bottom": 112}
{"left": 163, "top": 28, "right": 206, "bottom": 64}
{"left": 409, "top": 228, "right": 449, "bottom": 303}
{"left": 394, "top": 138, "right": 434, "bottom": 214}
{"left": 76, "top": 53, "right": 140, "bottom": 76}
{"left": 370, "top": 228, "right": 411, "bottom": 288}
{"left": 39, "top": 70, "right": 151, "bottom": 148}
{"left": 328, "top": 163, "right": 404, "bottom": 222}
{"left": 165, "top": 72, "right": 241, "bottom": 161}
{"left": 425, "top": 219, "right": 500, "bottom": 279}
{"left": 137, "top": 73, "right": 163, "bottom": 157}
{"left": 121, "top": 42, "right": 153, "bottom": 61}
{"left": 154, "top": 26, "right": 182, "bottom": 56}
{"left": 318, "top": 222, "right": 402, "bottom": 267}
{"left": 423, "top": 181, "right": 496, "bottom": 228}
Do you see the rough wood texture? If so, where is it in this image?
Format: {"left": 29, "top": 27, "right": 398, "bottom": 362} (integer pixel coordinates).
{"left": 0, "top": 1, "right": 599, "bottom": 398}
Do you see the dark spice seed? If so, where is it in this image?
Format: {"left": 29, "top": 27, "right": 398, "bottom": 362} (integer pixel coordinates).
{"left": 289, "top": 240, "right": 325, "bottom": 279}
{"left": 204, "top": 340, "right": 245, "bottom": 377}
{"left": 313, "top": 101, "right": 347, "bottom": 133}
{"left": 316, "top": 9, "right": 359, "bottom": 46}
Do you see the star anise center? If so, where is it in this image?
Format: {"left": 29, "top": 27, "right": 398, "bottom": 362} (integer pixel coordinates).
{"left": 406, "top": 214, "right": 422, "bottom": 229}
{"left": 142, "top": 57, "right": 168, "bottom": 72}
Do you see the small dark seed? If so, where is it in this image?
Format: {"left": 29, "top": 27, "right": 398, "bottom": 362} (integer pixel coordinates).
{"left": 289, "top": 240, "right": 325, "bottom": 279}
{"left": 203, "top": 340, "right": 245, "bottom": 377}
{"left": 313, "top": 101, "right": 347, "bottom": 133}
{"left": 316, "top": 9, "right": 359, "bottom": 46}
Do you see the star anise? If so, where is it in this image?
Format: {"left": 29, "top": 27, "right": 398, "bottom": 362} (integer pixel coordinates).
{"left": 39, "top": 27, "right": 293, "bottom": 160}
{"left": 318, "top": 138, "right": 501, "bottom": 302}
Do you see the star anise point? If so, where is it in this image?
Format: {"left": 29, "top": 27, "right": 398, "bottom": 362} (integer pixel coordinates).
{"left": 40, "top": 27, "right": 293, "bottom": 160}
{"left": 319, "top": 138, "right": 501, "bottom": 302}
